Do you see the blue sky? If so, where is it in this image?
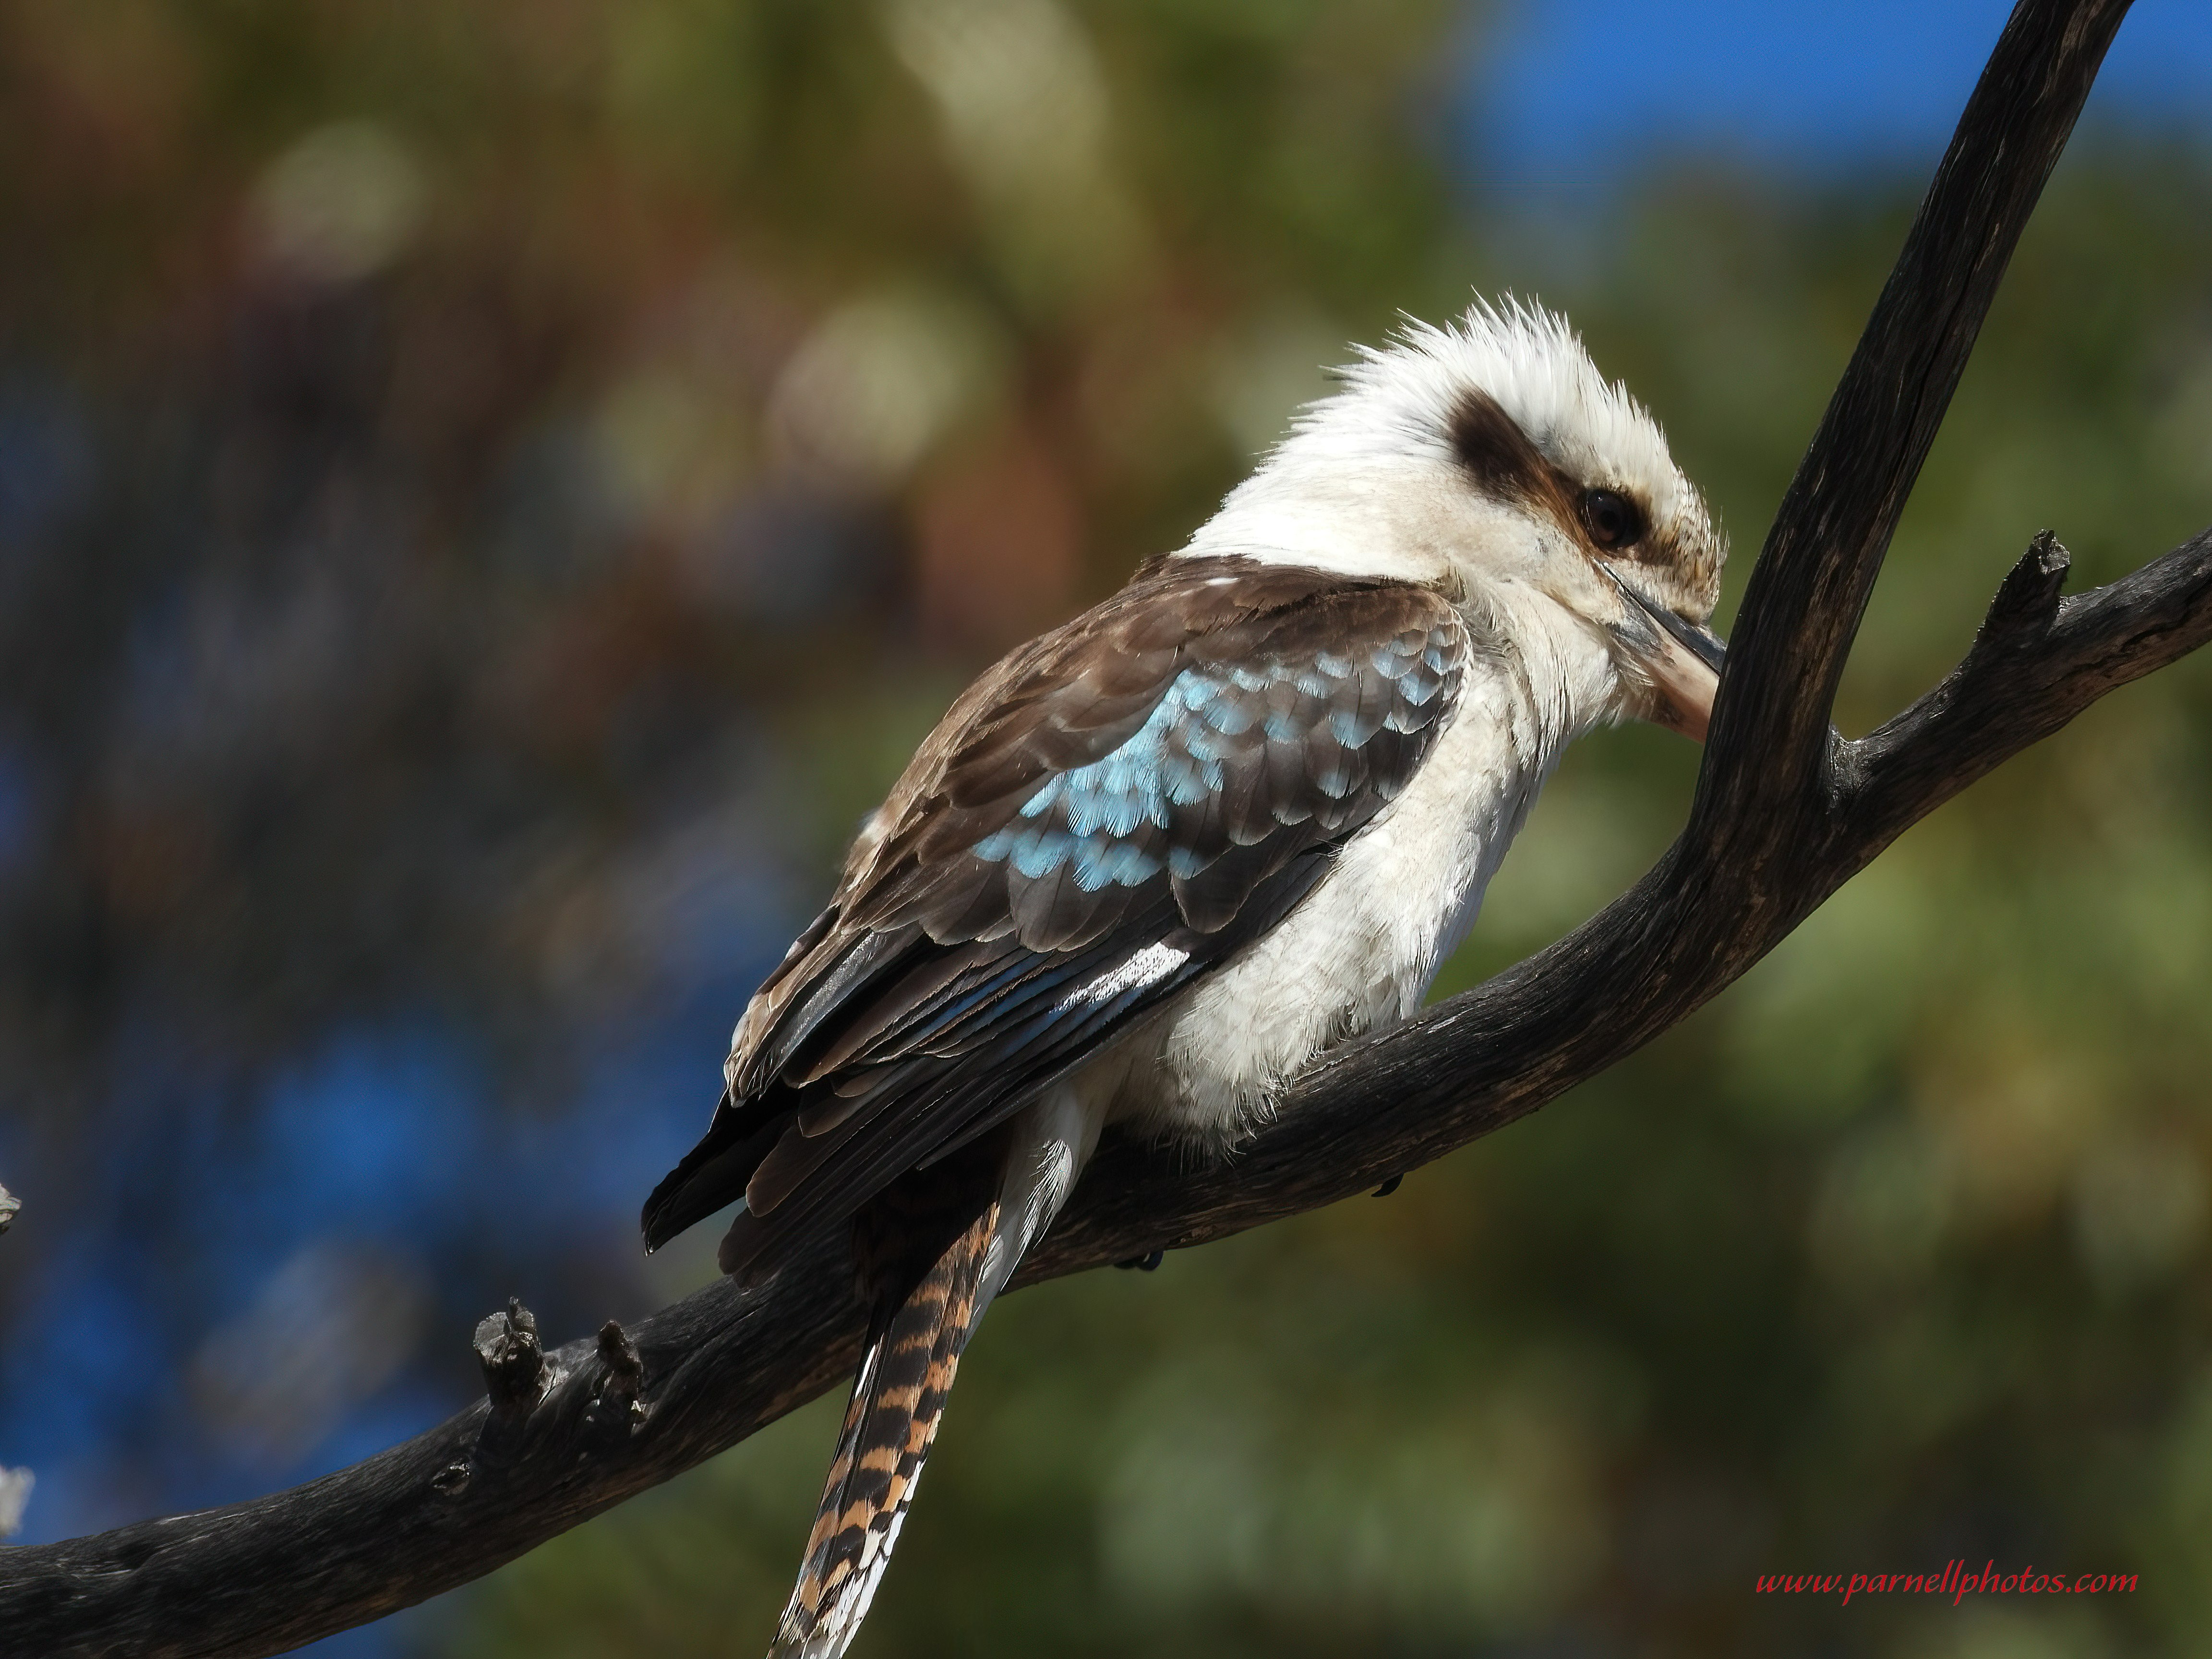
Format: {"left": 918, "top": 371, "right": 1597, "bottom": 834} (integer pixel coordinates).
{"left": 1473, "top": 0, "right": 2212, "bottom": 186}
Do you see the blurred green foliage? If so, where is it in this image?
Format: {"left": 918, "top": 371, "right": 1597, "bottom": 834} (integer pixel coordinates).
{"left": 6, "top": 0, "right": 2212, "bottom": 1655}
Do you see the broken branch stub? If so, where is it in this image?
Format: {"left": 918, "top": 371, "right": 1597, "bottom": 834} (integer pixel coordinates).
{"left": 472, "top": 1299, "right": 546, "bottom": 1419}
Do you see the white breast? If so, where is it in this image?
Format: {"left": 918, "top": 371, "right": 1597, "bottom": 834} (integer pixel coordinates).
{"left": 1102, "top": 607, "right": 1592, "bottom": 1152}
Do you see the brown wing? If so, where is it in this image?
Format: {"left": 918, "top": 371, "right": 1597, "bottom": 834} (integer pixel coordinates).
{"left": 641, "top": 555, "right": 1470, "bottom": 1274}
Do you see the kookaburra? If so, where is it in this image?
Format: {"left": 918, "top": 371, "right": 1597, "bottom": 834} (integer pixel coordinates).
{"left": 643, "top": 298, "right": 1728, "bottom": 1658}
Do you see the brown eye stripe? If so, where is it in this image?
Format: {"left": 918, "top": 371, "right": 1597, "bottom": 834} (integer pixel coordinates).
{"left": 1449, "top": 387, "right": 1671, "bottom": 566}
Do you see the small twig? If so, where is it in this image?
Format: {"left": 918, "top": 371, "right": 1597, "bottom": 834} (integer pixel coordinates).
{"left": 1972, "top": 529, "right": 2071, "bottom": 649}
{"left": 594, "top": 1322, "right": 646, "bottom": 1424}
{"left": 472, "top": 1299, "right": 547, "bottom": 1419}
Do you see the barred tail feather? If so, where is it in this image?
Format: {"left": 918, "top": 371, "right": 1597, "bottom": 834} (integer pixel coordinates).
{"left": 768, "top": 1197, "right": 1001, "bottom": 1659}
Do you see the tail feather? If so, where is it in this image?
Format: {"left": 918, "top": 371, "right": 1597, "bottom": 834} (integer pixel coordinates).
{"left": 769, "top": 1196, "right": 1000, "bottom": 1659}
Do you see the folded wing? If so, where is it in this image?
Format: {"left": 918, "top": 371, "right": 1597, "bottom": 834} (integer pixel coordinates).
{"left": 641, "top": 555, "right": 1471, "bottom": 1278}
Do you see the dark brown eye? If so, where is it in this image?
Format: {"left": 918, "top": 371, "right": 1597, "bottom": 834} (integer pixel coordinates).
{"left": 1581, "top": 488, "right": 1642, "bottom": 549}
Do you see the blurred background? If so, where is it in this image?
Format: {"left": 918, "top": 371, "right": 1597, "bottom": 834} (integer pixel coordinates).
{"left": 3, "top": 1, "right": 2212, "bottom": 1655}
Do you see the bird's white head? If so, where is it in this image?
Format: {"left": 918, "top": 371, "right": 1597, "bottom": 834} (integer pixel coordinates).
{"left": 1181, "top": 297, "right": 1729, "bottom": 740}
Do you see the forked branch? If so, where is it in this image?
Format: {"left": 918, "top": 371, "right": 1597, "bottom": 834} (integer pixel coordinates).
{"left": 0, "top": 3, "right": 2180, "bottom": 1656}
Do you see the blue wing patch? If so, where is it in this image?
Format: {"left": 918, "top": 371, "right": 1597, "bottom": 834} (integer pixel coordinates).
{"left": 973, "top": 673, "right": 1216, "bottom": 891}
{"left": 969, "top": 622, "right": 1462, "bottom": 905}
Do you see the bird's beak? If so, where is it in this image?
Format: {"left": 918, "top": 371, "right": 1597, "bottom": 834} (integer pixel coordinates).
{"left": 1595, "top": 563, "right": 1727, "bottom": 743}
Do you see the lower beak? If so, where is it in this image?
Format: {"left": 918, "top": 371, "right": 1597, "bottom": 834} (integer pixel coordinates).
{"left": 1596, "top": 564, "right": 1727, "bottom": 743}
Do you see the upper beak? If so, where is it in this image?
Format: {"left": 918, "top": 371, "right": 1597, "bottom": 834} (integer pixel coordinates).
{"left": 1595, "top": 563, "right": 1727, "bottom": 743}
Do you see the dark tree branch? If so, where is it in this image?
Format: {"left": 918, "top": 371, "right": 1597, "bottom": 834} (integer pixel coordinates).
{"left": 0, "top": 3, "right": 2181, "bottom": 1656}
{"left": 1709, "top": 0, "right": 2131, "bottom": 823}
